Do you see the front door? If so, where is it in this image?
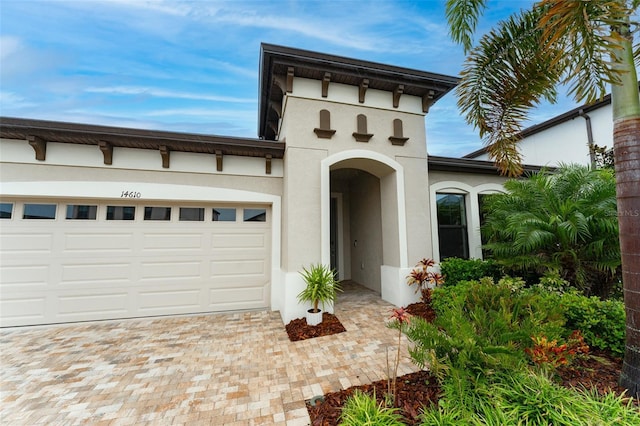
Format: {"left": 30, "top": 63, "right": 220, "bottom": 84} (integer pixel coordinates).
{"left": 330, "top": 196, "right": 339, "bottom": 277}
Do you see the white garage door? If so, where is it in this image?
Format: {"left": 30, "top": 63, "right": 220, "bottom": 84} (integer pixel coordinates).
{"left": 0, "top": 199, "right": 271, "bottom": 327}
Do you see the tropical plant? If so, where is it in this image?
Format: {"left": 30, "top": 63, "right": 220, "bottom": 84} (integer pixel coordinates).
{"left": 481, "top": 165, "right": 621, "bottom": 297}
{"left": 297, "top": 263, "right": 341, "bottom": 314}
{"left": 419, "top": 370, "right": 640, "bottom": 425}
{"left": 406, "top": 258, "right": 443, "bottom": 302}
{"left": 558, "top": 290, "right": 626, "bottom": 356}
{"left": 339, "top": 390, "right": 405, "bottom": 426}
{"left": 405, "top": 278, "right": 565, "bottom": 383}
{"left": 445, "top": 0, "right": 640, "bottom": 395}
{"left": 525, "top": 330, "right": 590, "bottom": 370}
{"left": 438, "top": 257, "right": 502, "bottom": 287}
{"left": 386, "top": 307, "right": 411, "bottom": 406}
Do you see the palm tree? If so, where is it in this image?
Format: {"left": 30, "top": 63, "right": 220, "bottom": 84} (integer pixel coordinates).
{"left": 482, "top": 165, "right": 620, "bottom": 297}
{"left": 445, "top": 0, "right": 639, "bottom": 395}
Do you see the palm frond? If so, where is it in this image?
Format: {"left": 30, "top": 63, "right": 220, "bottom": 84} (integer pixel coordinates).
{"left": 456, "top": 7, "right": 563, "bottom": 176}
{"left": 538, "top": 0, "right": 633, "bottom": 103}
{"left": 446, "top": 0, "right": 488, "bottom": 53}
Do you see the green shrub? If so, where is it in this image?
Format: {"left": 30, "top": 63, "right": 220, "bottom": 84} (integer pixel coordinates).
{"left": 487, "top": 372, "right": 640, "bottom": 426}
{"left": 480, "top": 165, "right": 621, "bottom": 298}
{"left": 406, "top": 279, "right": 565, "bottom": 382}
{"left": 410, "top": 278, "right": 635, "bottom": 425}
{"left": 419, "top": 371, "right": 640, "bottom": 426}
{"left": 559, "top": 291, "right": 626, "bottom": 357}
{"left": 439, "top": 258, "right": 502, "bottom": 287}
{"left": 339, "top": 390, "right": 405, "bottom": 426}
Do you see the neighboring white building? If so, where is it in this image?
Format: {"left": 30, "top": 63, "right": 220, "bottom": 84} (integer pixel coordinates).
{"left": 464, "top": 93, "right": 621, "bottom": 167}
{"left": 0, "top": 44, "right": 542, "bottom": 327}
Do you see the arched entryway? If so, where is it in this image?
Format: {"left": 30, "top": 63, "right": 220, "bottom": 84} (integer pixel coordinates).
{"left": 321, "top": 150, "right": 410, "bottom": 303}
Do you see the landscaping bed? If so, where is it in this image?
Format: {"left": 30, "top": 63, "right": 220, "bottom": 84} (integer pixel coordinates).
{"left": 304, "top": 301, "right": 635, "bottom": 425}
{"left": 285, "top": 313, "right": 346, "bottom": 342}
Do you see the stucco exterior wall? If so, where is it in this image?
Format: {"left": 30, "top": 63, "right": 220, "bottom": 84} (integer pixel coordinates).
{"left": 470, "top": 104, "right": 613, "bottom": 167}
{"left": 0, "top": 138, "right": 284, "bottom": 178}
{"left": 277, "top": 75, "right": 431, "bottom": 321}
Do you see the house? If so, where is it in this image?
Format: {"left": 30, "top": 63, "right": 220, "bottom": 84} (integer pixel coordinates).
{"left": 0, "top": 44, "right": 542, "bottom": 327}
{"left": 463, "top": 92, "right": 623, "bottom": 167}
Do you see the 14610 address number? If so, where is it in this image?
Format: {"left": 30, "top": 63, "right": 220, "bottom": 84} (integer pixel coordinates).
{"left": 120, "top": 191, "right": 142, "bottom": 198}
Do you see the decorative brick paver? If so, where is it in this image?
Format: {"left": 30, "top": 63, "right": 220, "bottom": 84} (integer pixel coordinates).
{"left": 0, "top": 282, "right": 418, "bottom": 425}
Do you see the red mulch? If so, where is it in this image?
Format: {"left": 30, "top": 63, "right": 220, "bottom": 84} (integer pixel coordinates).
{"left": 557, "top": 349, "right": 628, "bottom": 397}
{"left": 285, "top": 312, "right": 346, "bottom": 342}
{"left": 307, "top": 370, "right": 439, "bottom": 426}
{"left": 304, "top": 302, "right": 637, "bottom": 425}
{"left": 405, "top": 301, "right": 436, "bottom": 322}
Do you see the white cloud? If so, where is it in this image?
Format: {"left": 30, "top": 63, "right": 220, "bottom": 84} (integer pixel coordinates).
{"left": 0, "top": 91, "right": 37, "bottom": 110}
{"left": 85, "top": 86, "right": 254, "bottom": 103}
{"left": 142, "top": 107, "right": 255, "bottom": 120}
{"left": 0, "top": 36, "right": 21, "bottom": 61}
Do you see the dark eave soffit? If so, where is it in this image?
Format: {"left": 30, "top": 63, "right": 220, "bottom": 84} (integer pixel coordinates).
{"left": 0, "top": 117, "right": 285, "bottom": 159}
{"left": 258, "top": 43, "right": 460, "bottom": 141}
{"left": 428, "top": 155, "right": 546, "bottom": 175}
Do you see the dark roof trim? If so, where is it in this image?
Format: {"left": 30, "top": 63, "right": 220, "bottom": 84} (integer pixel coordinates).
{"left": 259, "top": 43, "right": 460, "bottom": 140}
{"left": 428, "top": 155, "right": 545, "bottom": 175}
{"left": 463, "top": 82, "right": 640, "bottom": 159}
{"left": 0, "top": 117, "right": 285, "bottom": 159}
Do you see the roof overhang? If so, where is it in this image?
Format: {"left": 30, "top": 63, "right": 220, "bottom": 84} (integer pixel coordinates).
{"left": 0, "top": 117, "right": 285, "bottom": 159}
{"left": 258, "top": 43, "right": 460, "bottom": 141}
{"left": 463, "top": 81, "right": 640, "bottom": 159}
{"left": 428, "top": 155, "right": 546, "bottom": 175}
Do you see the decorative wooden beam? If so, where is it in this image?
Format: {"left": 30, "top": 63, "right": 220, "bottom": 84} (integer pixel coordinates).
{"left": 27, "top": 135, "right": 46, "bottom": 161}
{"left": 215, "top": 150, "right": 223, "bottom": 172}
{"left": 265, "top": 154, "right": 272, "bottom": 175}
{"left": 359, "top": 79, "right": 369, "bottom": 103}
{"left": 159, "top": 145, "right": 170, "bottom": 168}
{"left": 269, "top": 100, "right": 282, "bottom": 118}
{"left": 99, "top": 141, "right": 113, "bottom": 165}
{"left": 272, "top": 75, "right": 286, "bottom": 94}
{"left": 286, "top": 67, "right": 294, "bottom": 93}
{"left": 422, "top": 90, "right": 436, "bottom": 113}
{"left": 321, "top": 72, "right": 331, "bottom": 98}
{"left": 268, "top": 121, "right": 278, "bottom": 135}
{"left": 393, "top": 85, "right": 404, "bottom": 108}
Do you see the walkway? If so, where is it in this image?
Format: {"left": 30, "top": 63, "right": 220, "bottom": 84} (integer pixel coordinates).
{"left": 0, "top": 282, "right": 419, "bottom": 425}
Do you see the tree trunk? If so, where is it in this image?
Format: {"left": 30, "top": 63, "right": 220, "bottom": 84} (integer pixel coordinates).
{"left": 617, "top": 116, "right": 640, "bottom": 398}
{"left": 612, "top": 19, "right": 640, "bottom": 398}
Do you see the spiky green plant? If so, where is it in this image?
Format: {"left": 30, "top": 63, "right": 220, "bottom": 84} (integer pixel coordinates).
{"left": 481, "top": 165, "right": 620, "bottom": 297}
{"left": 339, "top": 390, "right": 405, "bottom": 426}
{"left": 445, "top": 0, "right": 640, "bottom": 396}
{"left": 297, "top": 263, "right": 341, "bottom": 313}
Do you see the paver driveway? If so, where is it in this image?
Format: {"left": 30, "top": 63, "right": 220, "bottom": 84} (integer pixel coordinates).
{"left": 0, "top": 282, "right": 419, "bottom": 425}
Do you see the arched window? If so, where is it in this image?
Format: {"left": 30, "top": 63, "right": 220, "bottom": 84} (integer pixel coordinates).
{"left": 436, "top": 192, "right": 469, "bottom": 259}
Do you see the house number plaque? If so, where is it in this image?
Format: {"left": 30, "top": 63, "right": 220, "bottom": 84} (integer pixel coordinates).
{"left": 120, "top": 191, "right": 142, "bottom": 198}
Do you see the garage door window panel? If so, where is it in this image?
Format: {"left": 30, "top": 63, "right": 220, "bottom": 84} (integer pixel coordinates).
{"left": 243, "top": 208, "right": 266, "bottom": 222}
{"left": 144, "top": 207, "right": 171, "bottom": 221}
{"left": 66, "top": 205, "right": 97, "bottom": 220}
{"left": 0, "top": 203, "right": 13, "bottom": 219}
{"left": 23, "top": 203, "right": 56, "bottom": 219}
{"left": 107, "top": 206, "right": 135, "bottom": 221}
{"left": 212, "top": 208, "right": 236, "bottom": 222}
{"left": 179, "top": 207, "right": 204, "bottom": 221}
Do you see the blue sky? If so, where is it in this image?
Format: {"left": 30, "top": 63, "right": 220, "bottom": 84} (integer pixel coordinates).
{"left": 0, "top": 0, "right": 582, "bottom": 157}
